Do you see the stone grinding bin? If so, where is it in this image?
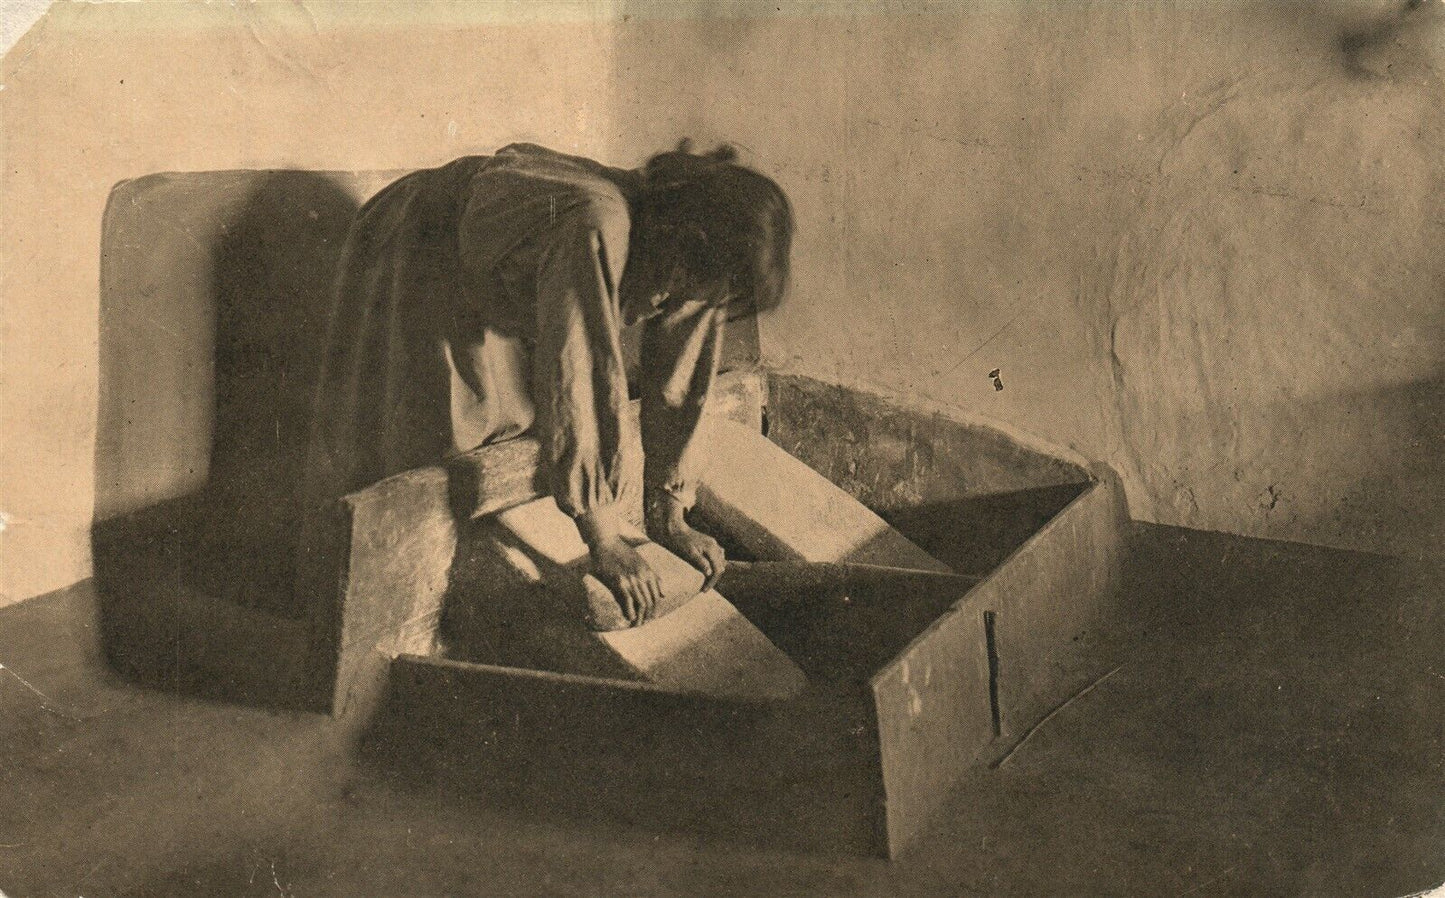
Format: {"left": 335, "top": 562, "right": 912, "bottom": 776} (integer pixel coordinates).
{"left": 93, "top": 170, "right": 1129, "bottom": 859}
{"left": 306, "top": 372, "right": 1128, "bottom": 858}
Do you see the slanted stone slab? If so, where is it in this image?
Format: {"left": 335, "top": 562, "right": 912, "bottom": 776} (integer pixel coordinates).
{"left": 695, "top": 419, "right": 952, "bottom": 573}
{"left": 447, "top": 497, "right": 806, "bottom": 703}
{"left": 301, "top": 370, "right": 768, "bottom": 716}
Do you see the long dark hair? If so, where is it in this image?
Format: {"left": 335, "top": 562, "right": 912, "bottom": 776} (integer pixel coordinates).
{"left": 635, "top": 140, "right": 793, "bottom": 317}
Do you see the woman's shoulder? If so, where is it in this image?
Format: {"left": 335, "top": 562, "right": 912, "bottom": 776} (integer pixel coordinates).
{"left": 492, "top": 142, "right": 614, "bottom": 177}
{"left": 467, "top": 145, "right": 632, "bottom": 234}
{"left": 487, "top": 144, "right": 635, "bottom": 209}
{"left": 456, "top": 146, "right": 634, "bottom": 272}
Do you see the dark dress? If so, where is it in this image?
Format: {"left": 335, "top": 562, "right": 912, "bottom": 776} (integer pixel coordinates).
{"left": 302, "top": 144, "right": 726, "bottom": 534}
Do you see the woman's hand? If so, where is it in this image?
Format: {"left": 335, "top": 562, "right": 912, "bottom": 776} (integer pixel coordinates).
{"left": 588, "top": 536, "right": 663, "bottom": 626}
{"left": 647, "top": 492, "right": 726, "bottom": 591}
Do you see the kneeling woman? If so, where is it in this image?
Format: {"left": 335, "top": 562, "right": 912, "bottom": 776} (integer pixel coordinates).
{"left": 304, "top": 142, "right": 793, "bottom": 626}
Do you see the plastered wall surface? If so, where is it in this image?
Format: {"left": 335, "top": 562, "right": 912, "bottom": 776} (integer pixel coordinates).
{"left": 3, "top": 1, "right": 1442, "bottom": 603}
{"left": 610, "top": 0, "right": 1444, "bottom": 561}
{"left": 1, "top": 2, "right": 623, "bottom": 603}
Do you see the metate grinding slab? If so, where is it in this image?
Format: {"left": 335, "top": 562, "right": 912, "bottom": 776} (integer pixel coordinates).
{"left": 444, "top": 497, "right": 807, "bottom": 703}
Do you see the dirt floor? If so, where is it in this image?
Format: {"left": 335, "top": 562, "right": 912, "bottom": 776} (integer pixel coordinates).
{"left": 2, "top": 524, "right": 1441, "bottom": 897}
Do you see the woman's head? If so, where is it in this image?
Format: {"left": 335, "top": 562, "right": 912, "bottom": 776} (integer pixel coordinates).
{"left": 631, "top": 140, "right": 793, "bottom": 318}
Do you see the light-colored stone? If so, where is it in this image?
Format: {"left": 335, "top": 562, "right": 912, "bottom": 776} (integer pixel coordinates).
{"left": 449, "top": 497, "right": 806, "bottom": 702}
{"left": 695, "top": 419, "right": 952, "bottom": 573}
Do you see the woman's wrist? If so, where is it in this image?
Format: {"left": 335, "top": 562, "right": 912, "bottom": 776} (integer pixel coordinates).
{"left": 575, "top": 504, "right": 622, "bottom": 548}
{"left": 644, "top": 488, "right": 689, "bottom": 536}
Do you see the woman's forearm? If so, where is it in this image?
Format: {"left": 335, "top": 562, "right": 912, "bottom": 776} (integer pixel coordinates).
{"left": 639, "top": 298, "right": 727, "bottom": 512}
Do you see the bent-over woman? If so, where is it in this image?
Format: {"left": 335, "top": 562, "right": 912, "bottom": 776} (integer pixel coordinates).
{"left": 303, "top": 141, "right": 793, "bottom": 626}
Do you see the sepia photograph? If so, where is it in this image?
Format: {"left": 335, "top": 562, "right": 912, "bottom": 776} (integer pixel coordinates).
{"left": 1, "top": 1, "right": 1441, "bottom": 895}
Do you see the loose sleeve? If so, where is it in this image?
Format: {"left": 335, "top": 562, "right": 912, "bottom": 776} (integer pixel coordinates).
{"left": 532, "top": 204, "right": 636, "bottom": 534}
{"left": 639, "top": 295, "right": 727, "bottom": 511}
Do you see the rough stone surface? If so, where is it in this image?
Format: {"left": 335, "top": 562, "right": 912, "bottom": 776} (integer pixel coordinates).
{"left": 766, "top": 374, "right": 1088, "bottom": 510}
{"left": 302, "top": 466, "right": 458, "bottom": 715}
{"left": 974, "top": 475, "right": 1130, "bottom": 747}
{"left": 870, "top": 595, "right": 992, "bottom": 857}
{"left": 695, "top": 419, "right": 951, "bottom": 573}
{"left": 445, "top": 497, "right": 807, "bottom": 703}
